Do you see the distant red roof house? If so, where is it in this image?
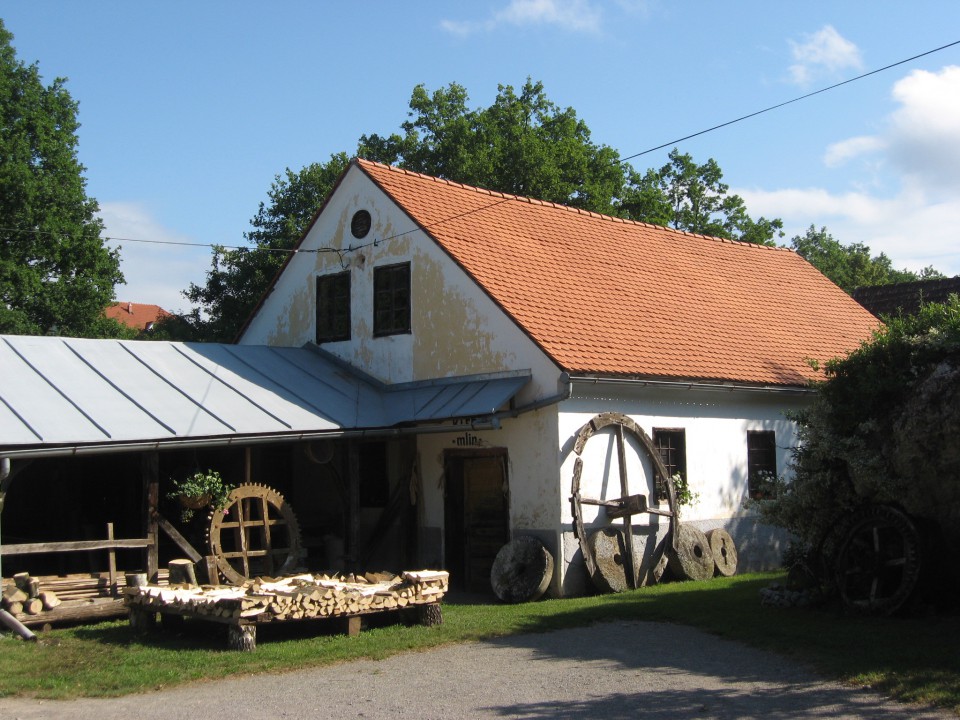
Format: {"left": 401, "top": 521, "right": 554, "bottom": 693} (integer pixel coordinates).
{"left": 105, "top": 302, "right": 171, "bottom": 332}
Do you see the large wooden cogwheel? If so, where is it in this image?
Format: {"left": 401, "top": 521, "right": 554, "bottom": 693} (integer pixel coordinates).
{"left": 207, "top": 483, "right": 302, "bottom": 585}
{"left": 570, "top": 412, "right": 677, "bottom": 591}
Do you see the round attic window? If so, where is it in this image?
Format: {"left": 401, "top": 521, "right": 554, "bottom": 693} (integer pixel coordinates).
{"left": 350, "top": 210, "right": 372, "bottom": 239}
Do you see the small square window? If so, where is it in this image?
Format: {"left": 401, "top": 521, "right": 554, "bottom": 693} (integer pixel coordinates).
{"left": 653, "top": 428, "right": 686, "bottom": 502}
{"left": 374, "top": 262, "right": 411, "bottom": 336}
{"left": 316, "top": 271, "right": 350, "bottom": 343}
{"left": 747, "top": 430, "right": 777, "bottom": 500}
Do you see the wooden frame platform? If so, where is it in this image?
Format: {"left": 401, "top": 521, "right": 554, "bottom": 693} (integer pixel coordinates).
{"left": 125, "top": 570, "right": 447, "bottom": 651}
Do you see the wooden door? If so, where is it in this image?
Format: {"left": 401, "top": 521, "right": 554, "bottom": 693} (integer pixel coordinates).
{"left": 444, "top": 452, "right": 509, "bottom": 593}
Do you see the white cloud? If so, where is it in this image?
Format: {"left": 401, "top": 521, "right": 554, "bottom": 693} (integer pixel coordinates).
{"left": 884, "top": 65, "right": 960, "bottom": 191}
{"left": 788, "top": 25, "right": 863, "bottom": 86}
{"left": 99, "top": 201, "right": 211, "bottom": 315}
{"left": 441, "top": 0, "right": 602, "bottom": 36}
{"left": 823, "top": 135, "right": 886, "bottom": 167}
{"left": 738, "top": 185, "right": 960, "bottom": 276}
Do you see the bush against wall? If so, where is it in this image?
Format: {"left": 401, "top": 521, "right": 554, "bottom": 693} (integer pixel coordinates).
{"left": 758, "top": 295, "right": 960, "bottom": 550}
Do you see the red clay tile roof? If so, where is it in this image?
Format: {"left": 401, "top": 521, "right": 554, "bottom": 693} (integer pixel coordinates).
{"left": 105, "top": 302, "right": 171, "bottom": 331}
{"left": 357, "top": 159, "right": 880, "bottom": 387}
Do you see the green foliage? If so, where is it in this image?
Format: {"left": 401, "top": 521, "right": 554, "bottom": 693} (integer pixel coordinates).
{"left": 166, "top": 469, "right": 235, "bottom": 522}
{"left": 183, "top": 153, "right": 350, "bottom": 341}
{"left": 188, "top": 81, "right": 785, "bottom": 341}
{"left": 790, "top": 225, "right": 943, "bottom": 292}
{"left": 359, "top": 79, "right": 625, "bottom": 215}
{"left": 759, "top": 295, "right": 960, "bottom": 546}
{"left": 0, "top": 20, "right": 123, "bottom": 336}
{"left": 619, "top": 148, "right": 784, "bottom": 245}
{"left": 671, "top": 472, "right": 700, "bottom": 512}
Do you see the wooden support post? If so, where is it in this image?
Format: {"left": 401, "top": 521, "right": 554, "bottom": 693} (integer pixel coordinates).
{"left": 129, "top": 607, "right": 156, "bottom": 634}
{"left": 418, "top": 603, "right": 443, "bottom": 627}
{"left": 141, "top": 452, "right": 160, "bottom": 583}
{"left": 106, "top": 523, "right": 118, "bottom": 596}
{"left": 344, "top": 615, "right": 361, "bottom": 637}
{"left": 228, "top": 623, "right": 256, "bottom": 651}
{"left": 201, "top": 555, "right": 220, "bottom": 586}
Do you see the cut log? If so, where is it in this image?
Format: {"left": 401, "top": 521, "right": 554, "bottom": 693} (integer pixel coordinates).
{"left": 39, "top": 591, "right": 62, "bottom": 611}
{"left": 125, "top": 572, "right": 148, "bottom": 588}
{"left": 22, "top": 598, "right": 42, "bottom": 615}
{"left": 168, "top": 559, "right": 199, "bottom": 587}
{"left": 13, "top": 572, "right": 31, "bottom": 593}
{"left": 3, "top": 585, "right": 28, "bottom": 604}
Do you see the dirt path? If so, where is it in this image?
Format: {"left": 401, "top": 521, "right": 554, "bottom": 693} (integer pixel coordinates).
{"left": 0, "top": 621, "right": 951, "bottom": 719}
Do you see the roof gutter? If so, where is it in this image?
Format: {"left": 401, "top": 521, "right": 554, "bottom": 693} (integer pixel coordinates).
{"left": 495, "top": 373, "right": 573, "bottom": 419}
{"left": 0, "top": 416, "right": 504, "bottom": 461}
{"left": 566, "top": 374, "right": 815, "bottom": 395}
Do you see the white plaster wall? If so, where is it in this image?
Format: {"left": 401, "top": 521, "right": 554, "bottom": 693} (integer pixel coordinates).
{"left": 239, "top": 164, "right": 561, "bottom": 404}
{"left": 415, "top": 407, "right": 563, "bottom": 591}
{"left": 555, "top": 384, "right": 810, "bottom": 595}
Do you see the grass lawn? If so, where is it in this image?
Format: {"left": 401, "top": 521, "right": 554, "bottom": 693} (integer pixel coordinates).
{"left": 0, "top": 572, "right": 957, "bottom": 714}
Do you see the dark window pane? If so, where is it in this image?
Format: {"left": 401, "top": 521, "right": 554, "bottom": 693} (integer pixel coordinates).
{"left": 653, "top": 429, "right": 686, "bottom": 502}
{"left": 373, "top": 263, "right": 411, "bottom": 336}
{"left": 747, "top": 431, "right": 777, "bottom": 500}
{"left": 316, "top": 272, "right": 350, "bottom": 343}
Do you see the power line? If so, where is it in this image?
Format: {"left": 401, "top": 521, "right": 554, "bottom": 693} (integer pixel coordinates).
{"left": 2, "top": 38, "right": 957, "bottom": 255}
{"left": 620, "top": 38, "right": 960, "bottom": 163}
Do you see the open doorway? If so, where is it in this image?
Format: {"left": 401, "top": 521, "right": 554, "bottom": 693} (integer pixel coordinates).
{"left": 443, "top": 450, "right": 509, "bottom": 593}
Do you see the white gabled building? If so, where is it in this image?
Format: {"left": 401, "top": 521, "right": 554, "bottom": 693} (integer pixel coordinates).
{"left": 238, "top": 158, "right": 879, "bottom": 596}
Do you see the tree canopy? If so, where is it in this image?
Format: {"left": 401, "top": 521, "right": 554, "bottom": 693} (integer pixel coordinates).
{"left": 186, "top": 80, "right": 790, "bottom": 341}
{"left": 618, "top": 149, "right": 784, "bottom": 245}
{"left": 0, "top": 20, "right": 125, "bottom": 337}
{"left": 790, "top": 225, "right": 943, "bottom": 293}
{"left": 758, "top": 296, "right": 960, "bottom": 557}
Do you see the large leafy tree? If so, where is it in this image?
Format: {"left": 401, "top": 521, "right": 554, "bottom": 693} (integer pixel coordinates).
{"left": 359, "top": 79, "right": 625, "bottom": 215}
{"left": 619, "top": 148, "right": 784, "bottom": 245}
{"left": 0, "top": 20, "right": 124, "bottom": 336}
{"left": 790, "top": 225, "right": 943, "bottom": 293}
{"left": 186, "top": 81, "right": 785, "bottom": 340}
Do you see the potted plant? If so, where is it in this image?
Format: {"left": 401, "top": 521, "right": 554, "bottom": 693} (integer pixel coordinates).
{"left": 167, "top": 469, "right": 235, "bottom": 522}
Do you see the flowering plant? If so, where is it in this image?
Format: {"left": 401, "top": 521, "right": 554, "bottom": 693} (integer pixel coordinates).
{"left": 167, "top": 469, "right": 234, "bottom": 522}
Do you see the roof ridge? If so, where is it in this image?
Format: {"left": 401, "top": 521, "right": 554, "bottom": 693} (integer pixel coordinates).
{"left": 355, "top": 157, "right": 794, "bottom": 253}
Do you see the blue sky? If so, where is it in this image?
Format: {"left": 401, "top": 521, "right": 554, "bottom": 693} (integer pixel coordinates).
{"left": 4, "top": 1, "right": 960, "bottom": 312}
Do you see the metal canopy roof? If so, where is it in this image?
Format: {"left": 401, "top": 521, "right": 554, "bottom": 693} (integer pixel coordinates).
{"left": 0, "top": 335, "right": 530, "bottom": 458}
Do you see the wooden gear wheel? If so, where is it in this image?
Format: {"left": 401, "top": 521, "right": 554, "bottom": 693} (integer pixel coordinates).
{"left": 570, "top": 412, "right": 677, "bottom": 591}
{"left": 207, "top": 483, "right": 303, "bottom": 585}
{"left": 834, "top": 504, "right": 922, "bottom": 616}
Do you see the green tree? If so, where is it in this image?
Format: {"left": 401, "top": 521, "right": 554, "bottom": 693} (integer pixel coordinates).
{"left": 619, "top": 149, "right": 783, "bottom": 245}
{"left": 182, "top": 153, "right": 350, "bottom": 341}
{"left": 790, "top": 225, "right": 943, "bottom": 293}
{"left": 0, "top": 20, "right": 124, "bottom": 336}
{"left": 187, "top": 82, "right": 784, "bottom": 340}
{"left": 359, "top": 79, "right": 625, "bottom": 215}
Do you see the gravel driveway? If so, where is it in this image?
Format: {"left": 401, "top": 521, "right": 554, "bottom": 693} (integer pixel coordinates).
{"left": 0, "top": 621, "right": 951, "bottom": 719}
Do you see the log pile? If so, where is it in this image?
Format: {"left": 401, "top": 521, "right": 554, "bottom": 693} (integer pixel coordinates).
{"left": 2, "top": 572, "right": 61, "bottom": 617}
{"left": 2, "top": 570, "right": 171, "bottom": 626}
{"left": 125, "top": 570, "right": 448, "bottom": 623}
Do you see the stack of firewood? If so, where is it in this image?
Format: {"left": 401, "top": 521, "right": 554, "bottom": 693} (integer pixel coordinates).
{"left": 2, "top": 572, "right": 61, "bottom": 616}
{"left": 125, "top": 570, "right": 448, "bottom": 622}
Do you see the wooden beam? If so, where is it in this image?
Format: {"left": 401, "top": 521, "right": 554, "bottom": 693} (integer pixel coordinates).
{"left": 155, "top": 513, "right": 203, "bottom": 563}
{"left": 142, "top": 452, "right": 160, "bottom": 582}
{"left": 0, "top": 538, "right": 152, "bottom": 555}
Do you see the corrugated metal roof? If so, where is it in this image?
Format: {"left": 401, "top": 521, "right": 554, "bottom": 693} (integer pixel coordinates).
{"left": 0, "top": 336, "right": 530, "bottom": 457}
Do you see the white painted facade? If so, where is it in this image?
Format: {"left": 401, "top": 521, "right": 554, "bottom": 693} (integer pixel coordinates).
{"left": 242, "top": 164, "right": 809, "bottom": 596}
